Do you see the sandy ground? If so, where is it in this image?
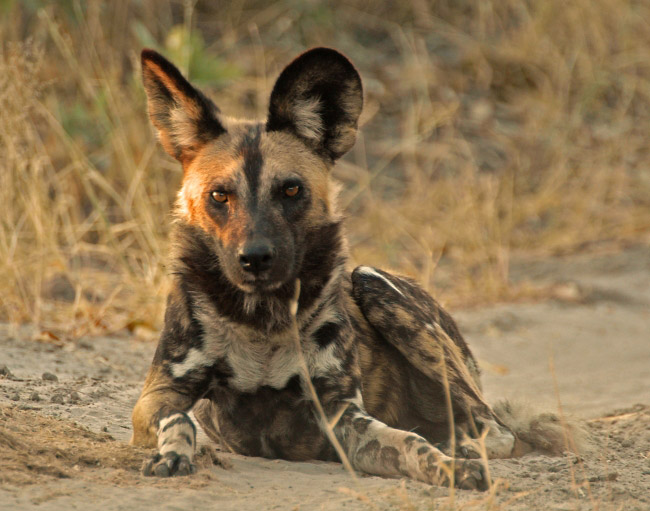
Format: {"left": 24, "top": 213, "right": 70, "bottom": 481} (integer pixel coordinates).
{"left": 1, "top": 245, "right": 649, "bottom": 510}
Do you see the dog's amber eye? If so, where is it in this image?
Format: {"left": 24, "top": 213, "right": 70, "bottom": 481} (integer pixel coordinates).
{"left": 211, "top": 190, "right": 228, "bottom": 203}
{"left": 284, "top": 185, "right": 300, "bottom": 198}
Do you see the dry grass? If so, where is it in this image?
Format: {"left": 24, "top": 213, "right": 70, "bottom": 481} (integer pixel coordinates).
{"left": 1, "top": 0, "right": 649, "bottom": 335}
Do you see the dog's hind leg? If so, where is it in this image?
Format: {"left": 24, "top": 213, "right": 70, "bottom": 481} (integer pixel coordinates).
{"left": 351, "top": 266, "right": 515, "bottom": 459}
{"left": 334, "top": 392, "right": 489, "bottom": 490}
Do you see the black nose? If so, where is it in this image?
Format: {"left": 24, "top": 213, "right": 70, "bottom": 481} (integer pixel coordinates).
{"left": 239, "top": 241, "right": 274, "bottom": 274}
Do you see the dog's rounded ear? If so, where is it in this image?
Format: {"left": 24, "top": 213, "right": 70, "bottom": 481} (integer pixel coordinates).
{"left": 141, "top": 49, "right": 226, "bottom": 166}
{"left": 266, "top": 48, "right": 363, "bottom": 162}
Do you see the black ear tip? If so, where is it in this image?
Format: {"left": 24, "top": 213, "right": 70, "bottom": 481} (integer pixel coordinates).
{"left": 302, "top": 47, "right": 347, "bottom": 58}
{"left": 140, "top": 49, "right": 187, "bottom": 86}
{"left": 141, "top": 48, "right": 159, "bottom": 62}
{"left": 141, "top": 48, "right": 172, "bottom": 70}
{"left": 298, "top": 47, "right": 358, "bottom": 70}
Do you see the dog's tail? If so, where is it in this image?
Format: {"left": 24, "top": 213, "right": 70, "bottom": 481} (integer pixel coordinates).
{"left": 493, "top": 400, "right": 590, "bottom": 456}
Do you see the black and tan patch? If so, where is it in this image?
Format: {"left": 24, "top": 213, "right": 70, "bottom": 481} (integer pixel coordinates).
{"left": 267, "top": 48, "right": 363, "bottom": 161}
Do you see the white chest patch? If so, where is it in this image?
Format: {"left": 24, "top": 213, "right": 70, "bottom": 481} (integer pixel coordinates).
{"left": 169, "top": 294, "right": 344, "bottom": 393}
{"left": 227, "top": 340, "right": 300, "bottom": 393}
{"left": 169, "top": 335, "right": 300, "bottom": 390}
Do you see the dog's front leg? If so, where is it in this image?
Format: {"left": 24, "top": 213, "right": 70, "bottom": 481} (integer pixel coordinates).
{"left": 131, "top": 296, "right": 216, "bottom": 477}
{"left": 328, "top": 394, "right": 489, "bottom": 490}
{"left": 131, "top": 362, "right": 206, "bottom": 477}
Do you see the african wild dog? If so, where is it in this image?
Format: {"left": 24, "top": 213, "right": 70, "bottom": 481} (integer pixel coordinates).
{"left": 130, "top": 47, "right": 519, "bottom": 490}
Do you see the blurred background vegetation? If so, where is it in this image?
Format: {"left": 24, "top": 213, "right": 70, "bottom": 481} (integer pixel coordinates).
{"left": 1, "top": 0, "right": 649, "bottom": 338}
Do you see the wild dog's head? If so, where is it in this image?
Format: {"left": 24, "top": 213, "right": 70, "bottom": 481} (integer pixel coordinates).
{"left": 141, "top": 48, "right": 362, "bottom": 293}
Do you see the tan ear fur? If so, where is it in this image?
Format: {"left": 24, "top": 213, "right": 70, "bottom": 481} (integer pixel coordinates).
{"left": 141, "top": 49, "right": 225, "bottom": 165}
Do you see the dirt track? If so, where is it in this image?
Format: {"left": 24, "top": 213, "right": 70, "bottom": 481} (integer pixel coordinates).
{"left": 1, "top": 246, "right": 649, "bottom": 510}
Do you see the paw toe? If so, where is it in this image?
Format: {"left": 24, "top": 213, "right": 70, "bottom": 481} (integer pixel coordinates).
{"left": 154, "top": 462, "right": 171, "bottom": 477}
{"left": 460, "top": 445, "right": 481, "bottom": 459}
{"left": 457, "top": 460, "right": 489, "bottom": 491}
{"left": 175, "top": 455, "right": 195, "bottom": 476}
{"left": 142, "top": 453, "right": 161, "bottom": 477}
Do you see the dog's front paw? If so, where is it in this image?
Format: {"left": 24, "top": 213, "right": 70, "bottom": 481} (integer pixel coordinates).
{"left": 142, "top": 452, "right": 196, "bottom": 477}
